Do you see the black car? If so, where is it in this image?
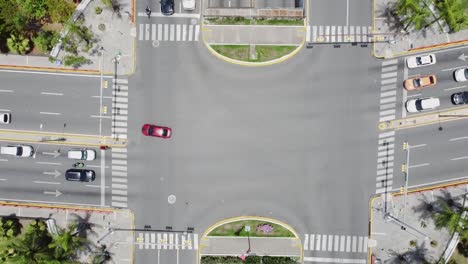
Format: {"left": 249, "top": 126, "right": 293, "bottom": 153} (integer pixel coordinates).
{"left": 65, "top": 169, "right": 96, "bottom": 182}
{"left": 451, "top": 92, "right": 468, "bottom": 105}
{"left": 160, "top": 0, "right": 174, "bottom": 15}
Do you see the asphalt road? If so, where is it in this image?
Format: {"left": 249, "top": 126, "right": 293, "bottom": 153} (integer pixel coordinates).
{"left": 130, "top": 16, "right": 380, "bottom": 264}
{"left": 0, "top": 71, "right": 113, "bottom": 135}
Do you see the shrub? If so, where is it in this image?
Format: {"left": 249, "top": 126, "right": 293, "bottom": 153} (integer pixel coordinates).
{"left": 101, "top": 0, "right": 113, "bottom": 8}
{"left": 33, "top": 31, "right": 57, "bottom": 52}
{"left": 6, "top": 34, "right": 31, "bottom": 54}
{"left": 430, "top": 240, "right": 438, "bottom": 247}
{"left": 95, "top": 6, "right": 103, "bottom": 14}
{"left": 98, "top": 24, "right": 106, "bottom": 31}
{"left": 0, "top": 216, "right": 21, "bottom": 239}
{"left": 45, "top": 0, "right": 75, "bottom": 23}
{"left": 409, "top": 240, "right": 417, "bottom": 247}
{"left": 63, "top": 55, "right": 90, "bottom": 68}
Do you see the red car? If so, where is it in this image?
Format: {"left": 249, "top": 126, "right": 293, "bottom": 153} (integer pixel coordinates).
{"left": 142, "top": 124, "right": 172, "bottom": 138}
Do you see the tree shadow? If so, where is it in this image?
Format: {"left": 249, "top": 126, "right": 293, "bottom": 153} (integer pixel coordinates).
{"left": 436, "top": 189, "right": 463, "bottom": 212}
{"left": 70, "top": 212, "right": 102, "bottom": 240}
{"left": 376, "top": 2, "right": 405, "bottom": 32}
{"left": 386, "top": 243, "right": 431, "bottom": 264}
{"left": 412, "top": 193, "right": 441, "bottom": 220}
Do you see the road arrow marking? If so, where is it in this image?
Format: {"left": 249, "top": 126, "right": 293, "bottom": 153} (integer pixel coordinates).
{"left": 44, "top": 190, "right": 62, "bottom": 197}
{"left": 42, "top": 151, "right": 61, "bottom": 158}
{"left": 43, "top": 170, "right": 61, "bottom": 178}
{"left": 459, "top": 53, "right": 468, "bottom": 61}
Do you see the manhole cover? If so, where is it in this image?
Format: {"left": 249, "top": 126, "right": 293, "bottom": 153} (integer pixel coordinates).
{"left": 191, "top": 18, "right": 198, "bottom": 25}
{"left": 168, "top": 195, "right": 176, "bottom": 204}
{"left": 152, "top": 40, "right": 160, "bottom": 47}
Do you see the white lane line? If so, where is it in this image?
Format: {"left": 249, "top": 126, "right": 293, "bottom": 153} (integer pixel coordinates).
{"left": 450, "top": 136, "right": 468, "bottom": 141}
{"left": 34, "top": 181, "right": 60, "bottom": 185}
{"left": 86, "top": 165, "right": 109, "bottom": 168}
{"left": 0, "top": 159, "right": 8, "bottom": 162}
{"left": 410, "top": 144, "right": 427, "bottom": 148}
{"left": 382, "top": 65, "right": 398, "bottom": 72}
{"left": 92, "top": 95, "right": 113, "bottom": 99}
{"left": 379, "top": 115, "right": 395, "bottom": 122}
{"left": 41, "top": 92, "right": 63, "bottom": 96}
{"left": 379, "top": 131, "right": 395, "bottom": 138}
{"left": 402, "top": 59, "right": 408, "bottom": 119}
{"left": 90, "top": 115, "right": 112, "bottom": 119}
{"left": 0, "top": 109, "right": 11, "bottom": 112}
{"left": 0, "top": 69, "right": 104, "bottom": 78}
{"left": 442, "top": 66, "right": 466, "bottom": 72}
{"left": 346, "top": 0, "right": 349, "bottom": 25}
{"left": 40, "top": 112, "right": 61, "bottom": 115}
{"left": 451, "top": 156, "right": 468, "bottom": 161}
{"left": 381, "top": 83, "right": 396, "bottom": 91}
{"left": 407, "top": 93, "right": 422, "bottom": 98}
{"left": 36, "top": 162, "right": 61, "bottom": 165}
{"left": 380, "top": 90, "right": 397, "bottom": 98}
{"left": 444, "top": 85, "right": 466, "bottom": 91}
{"left": 381, "top": 72, "right": 398, "bottom": 79}
{"left": 380, "top": 103, "right": 396, "bottom": 110}
{"left": 86, "top": 185, "right": 109, "bottom": 188}
{"left": 0, "top": 89, "right": 13, "bottom": 93}
{"left": 408, "top": 163, "right": 430, "bottom": 168}
{"left": 101, "top": 149, "right": 106, "bottom": 206}
{"left": 380, "top": 109, "right": 396, "bottom": 116}
{"left": 0, "top": 179, "right": 6, "bottom": 181}
{"left": 304, "top": 234, "right": 309, "bottom": 250}
{"left": 407, "top": 74, "right": 420, "bottom": 78}
{"left": 408, "top": 176, "right": 468, "bottom": 189}
{"left": 372, "top": 232, "right": 387, "bottom": 235}
{"left": 139, "top": 12, "right": 200, "bottom": 18}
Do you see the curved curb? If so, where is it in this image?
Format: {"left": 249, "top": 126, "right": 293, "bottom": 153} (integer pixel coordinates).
{"left": 201, "top": 25, "right": 306, "bottom": 67}
{"left": 197, "top": 216, "right": 303, "bottom": 264}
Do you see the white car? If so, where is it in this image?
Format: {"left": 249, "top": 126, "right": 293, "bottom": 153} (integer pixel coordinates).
{"left": 454, "top": 67, "right": 468, "bottom": 82}
{"left": 0, "top": 145, "right": 34, "bottom": 157}
{"left": 0, "top": 113, "right": 11, "bottom": 124}
{"left": 406, "top": 54, "right": 436, "bottom": 69}
{"left": 182, "top": 0, "right": 195, "bottom": 11}
{"left": 68, "top": 149, "right": 96, "bottom": 161}
{"left": 406, "top": 97, "right": 440, "bottom": 113}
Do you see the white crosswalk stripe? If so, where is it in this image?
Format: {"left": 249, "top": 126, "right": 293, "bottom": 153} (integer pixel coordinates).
{"left": 137, "top": 232, "right": 199, "bottom": 250}
{"left": 306, "top": 25, "right": 373, "bottom": 43}
{"left": 138, "top": 23, "right": 200, "bottom": 42}
{"left": 375, "top": 60, "right": 399, "bottom": 195}
{"left": 303, "top": 234, "right": 368, "bottom": 253}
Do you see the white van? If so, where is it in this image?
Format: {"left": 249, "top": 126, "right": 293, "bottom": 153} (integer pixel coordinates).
{"left": 67, "top": 149, "right": 96, "bottom": 161}
{"left": 0, "top": 145, "right": 34, "bottom": 157}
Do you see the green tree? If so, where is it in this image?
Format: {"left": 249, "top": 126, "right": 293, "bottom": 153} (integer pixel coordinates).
{"left": 0, "top": 0, "right": 28, "bottom": 34}
{"left": 0, "top": 216, "right": 22, "bottom": 240}
{"left": 33, "top": 30, "right": 58, "bottom": 53}
{"left": 16, "top": 0, "right": 48, "bottom": 20}
{"left": 45, "top": 0, "right": 75, "bottom": 23}
{"left": 435, "top": 0, "right": 468, "bottom": 32}
{"left": 396, "top": 0, "right": 431, "bottom": 31}
{"left": 48, "top": 223, "right": 88, "bottom": 261}
{"left": 6, "top": 34, "right": 31, "bottom": 54}
{"left": 433, "top": 202, "right": 468, "bottom": 238}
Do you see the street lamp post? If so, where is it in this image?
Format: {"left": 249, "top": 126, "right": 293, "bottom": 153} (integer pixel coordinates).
{"left": 403, "top": 141, "right": 411, "bottom": 222}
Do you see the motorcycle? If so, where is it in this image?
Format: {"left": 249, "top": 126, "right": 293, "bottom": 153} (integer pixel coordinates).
{"left": 73, "top": 162, "right": 85, "bottom": 168}
{"left": 146, "top": 6, "right": 151, "bottom": 19}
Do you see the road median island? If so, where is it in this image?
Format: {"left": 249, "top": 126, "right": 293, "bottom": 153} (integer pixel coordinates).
{"left": 198, "top": 216, "right": 302, "bottom": 264}
{"left": 0, "top": 201, "right": 134, "bottom": 263}
{"left": 210, "top": 45, "right": 299, "bottom": 63}
{"left": 369, "top": 184, "right": 468, "bottom": 263}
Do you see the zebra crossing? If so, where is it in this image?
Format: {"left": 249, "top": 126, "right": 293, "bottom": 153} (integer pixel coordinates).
{"left": 307, "top": 25, "right": 373, "bottom": 43}
{"left": 111, "top": 147, "right": 128, "bottom": 208}
{"left": 110, "top": 78, "right": 129, "bottom": 208}
{"left": 375, "top": 59, "right": 399, "bottom": 195}
{"left": 136, "top": 232, "right": 199, "bottom": 250}
{"left": 112, "top": 79, "right": 128, "bottom": 141}
{"left": 138, "top": 23, "right": 200, "bottom": 42}
{"left": 303, "top": 234, "right": 368, "bottom": 253}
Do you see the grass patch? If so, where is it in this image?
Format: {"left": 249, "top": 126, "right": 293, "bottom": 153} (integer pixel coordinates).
{"left": 205, "top": 17, "right": 252, "bottom": 25}
{"left": 208, "top": 219, "right": 295, "bottom": 237}
{"left": 210, "top": 45, "right": 298, "bottom": 62}
{"left": 255, "top": 18, "right": 304, "bottom": 26}
{"left": 205, "top": 17, "right": 304, "bottom": 26}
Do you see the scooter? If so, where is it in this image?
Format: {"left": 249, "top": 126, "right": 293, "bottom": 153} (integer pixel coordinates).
{"left": 146, "top": 6, "right": 151, "bottom": 19}
{"left": 73, "top": 162, "right": 85, "bottom": 168}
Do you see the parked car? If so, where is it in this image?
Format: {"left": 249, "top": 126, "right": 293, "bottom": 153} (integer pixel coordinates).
{"left": 451, "top": 91, "right": 468, "bottom": 105}
{"left": 182, "top": 0, "right": 195, "bottom": 10}
{"left": 406, "top": 97, "right": 440, "bottom": 113}
{"left": 0, "top": 113, "right": 11, "bottom": 124}
{"left": 404, "top": 75, "right": 437, "bottom": 90}
{"left": 0, "top": 145, "right": 34, "bottom": 157}
{"left": 454, "top": 67, "right": 468, "bottom": 82}
{"left": 160, "top": 0, "right": 174, "bottom": 15}
{"left": 406, "top": 54, "right": 436, "bottom": 68}
{"left": 67, "top": 149, "right": 96, "bottom": 161}
{"left": 142, "top": 124, "right": 172, "bottom": 138}
{"left": 65, "top": 169, "right": 96, "bottom": 182}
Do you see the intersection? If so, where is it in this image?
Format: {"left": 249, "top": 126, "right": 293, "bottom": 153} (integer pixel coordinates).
{"left": 0, "top": 0, "right": 467, "bottom": 263}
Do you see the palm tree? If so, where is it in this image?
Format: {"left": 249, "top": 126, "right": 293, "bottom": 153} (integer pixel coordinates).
{"left": 6, "top": 34, "right": 31, "bottom": 54}
{"left": 434, "top": 0, "right": 468, "bottom": 32}
{"left": 48, "top": 223, "right": 88, "bottom": 262}
{"left": 433, "top": 202, "right": 467, "bottom": 234}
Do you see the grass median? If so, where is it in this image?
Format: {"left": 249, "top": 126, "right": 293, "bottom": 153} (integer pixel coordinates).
{"left": 208, "top": 219, "right": 295, "bottom": 237}
{"left": 210, "top": 45, "right": 298, "bottom": 63}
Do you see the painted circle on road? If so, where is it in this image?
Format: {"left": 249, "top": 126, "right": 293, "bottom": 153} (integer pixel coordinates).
{"left": 191, "top": 18, "right": 198, "bottom": 25}
{"left": 168, "top": 195, "right": 176, "bottom": 204}
{"left": 152, "top": 40, "right": 160, "bottom": 48}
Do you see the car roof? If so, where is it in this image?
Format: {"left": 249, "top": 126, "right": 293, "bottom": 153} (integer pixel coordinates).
{"left": 421, "top": 98, "right": 439, "bottom": 108}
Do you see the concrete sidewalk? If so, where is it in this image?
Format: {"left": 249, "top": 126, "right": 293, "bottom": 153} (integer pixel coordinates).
{"left": 200, "top": 236, "right": 302, "bottom": 256}
{"left": 370, "top": 184, "right": 468, "bottom": 263}
{"left": 202, "top": 25, "right": 305, "bottom": 45}
{"left": 373, "top": 0, "right": 468, "bottom": 58}
{"left": 0, "top": 201, "right": 133, "bottom": 263}
{"left": 0, "top": 129, "right": 126, "bottom": 148}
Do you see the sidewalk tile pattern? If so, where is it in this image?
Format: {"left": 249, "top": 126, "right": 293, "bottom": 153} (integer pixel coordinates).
{"left": 307, "top": 25, "right": 372, "bottom": 43}
{"left": 138, "top": 23, "right": 200, "bottom": 42}
{"left": 136, "top": 232, "right": 199, "bottom": 250}
{"left": 303, "top": 234, "right": 368, "bottom": 253}
{"left": 375, "top": 59, "right": 398, "bottom": 194}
